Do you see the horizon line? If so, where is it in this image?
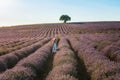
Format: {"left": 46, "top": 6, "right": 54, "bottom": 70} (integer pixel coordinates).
{"left": 0, "top": 20, "right": 120, "bottom": 27}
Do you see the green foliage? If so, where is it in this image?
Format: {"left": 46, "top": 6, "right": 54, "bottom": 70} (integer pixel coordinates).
{"left": 59, "top": 15, "right": 71, "bottom": 23}
{"left": 95, "top": 41, "right": 112, "bottom": 51}
{"left": 0, "top": 48, "right": 8, "bottom": 56}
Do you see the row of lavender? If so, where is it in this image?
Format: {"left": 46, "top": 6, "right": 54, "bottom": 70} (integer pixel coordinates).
{"left": 0, "top": 39, "right": 40, "bottom": 56}
{"left": 0, "top": 24, "right": 75, "bottom": 39}
{"left": 0, "top": 38, "right": 53, "bottom": 80}
{"left": 0, "top": 38, "right": 51, "bottom": 73}
{"left": 0, "top": 39, "right": 39, "bottom": 48}
{"left": 69, "top": 35, "right": 120, "bottom": 80}
{"left": 69, "top": 34, "right": 120, "bottom": 63}
{"left": 46, "top": 38, "right": 78, "bottom": 80}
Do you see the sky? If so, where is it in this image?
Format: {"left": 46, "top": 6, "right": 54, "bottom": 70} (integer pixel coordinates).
{"left": 0, "top": 0, "right": 120, "bottom": 26}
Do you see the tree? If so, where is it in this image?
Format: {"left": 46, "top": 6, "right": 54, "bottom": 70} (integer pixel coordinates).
{"left": 59, "top": 15, "right": 71, "bottom": 23}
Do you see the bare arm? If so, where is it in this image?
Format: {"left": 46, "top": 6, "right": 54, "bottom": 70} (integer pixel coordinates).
{"left": 52, "top": 38, "right": 55, "bottom": 44}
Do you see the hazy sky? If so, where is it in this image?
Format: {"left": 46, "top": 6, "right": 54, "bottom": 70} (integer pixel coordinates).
{"left": 0, "top": 0, "right": 120, "bottom": 26}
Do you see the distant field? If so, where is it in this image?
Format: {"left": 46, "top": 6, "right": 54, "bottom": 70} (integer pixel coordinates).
{"left": 0, "top": 22, "right": 120, "bottom": 80}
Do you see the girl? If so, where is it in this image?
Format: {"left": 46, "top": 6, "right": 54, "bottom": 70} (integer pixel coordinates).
{"left": 52, "top": 32, "right": 60, "bottom": 53}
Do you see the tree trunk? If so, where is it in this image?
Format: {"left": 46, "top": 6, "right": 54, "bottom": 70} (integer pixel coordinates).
{"left": 64, "top": 20, "right": 67, "bottom": 23}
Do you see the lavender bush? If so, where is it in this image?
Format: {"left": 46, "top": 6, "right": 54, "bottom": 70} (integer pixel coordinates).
{"left": 0, "top": 40, "right": 53, "bottom": 80}
{"left": 0, "top": 38, "right": 50, "bottom": 73}
{"left": 46, "top": 38, "right": 78, "bottom": 80}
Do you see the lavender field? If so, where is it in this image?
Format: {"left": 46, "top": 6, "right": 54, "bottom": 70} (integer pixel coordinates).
{"left": 0, "top": 22, "right": 120, "bottom": 80}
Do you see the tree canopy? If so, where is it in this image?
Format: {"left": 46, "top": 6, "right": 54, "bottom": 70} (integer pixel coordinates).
{"left": 59, "top": 15, "right": 71, "bottom": 23}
